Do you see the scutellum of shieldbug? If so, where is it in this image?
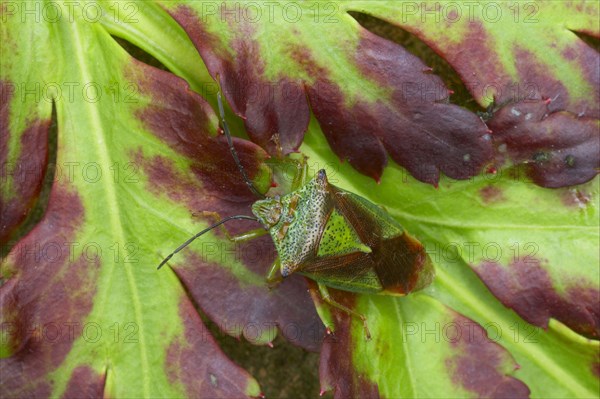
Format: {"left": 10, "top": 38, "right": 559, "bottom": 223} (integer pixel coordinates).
{"left": 158, "top": 89, "right": 435, "bottom": 340}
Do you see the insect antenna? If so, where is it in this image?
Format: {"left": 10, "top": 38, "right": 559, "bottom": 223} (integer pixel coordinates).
{"left": 157, "top": 215, "right": 259, "bottom": 269}
{"left": 217, "top": 90, "right": 266, "bottom": 199}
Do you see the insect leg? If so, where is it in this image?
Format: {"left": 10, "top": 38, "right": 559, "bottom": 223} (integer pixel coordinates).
{"left": 216, "top": 85, "right": 265, "bottom": 199}
{"left": 290, "top": 155, "right": 309, "bottom": 191}
{"left": 202, "top": 211, "right": 267, "bottom": 242}
{"left": 317, "top": 283, "right": 372, "bottom": 340}
{"left": 265, "top": 154, "right": 307, "bottom": 191}
{"left": 230, "top": 228, "right": 269, "bottom": 242}
{"left": 266, "top": 258, "right": 283, "bottom": 288}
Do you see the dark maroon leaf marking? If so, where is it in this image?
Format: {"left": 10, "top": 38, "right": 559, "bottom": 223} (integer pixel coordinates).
{"left": 61, "top": 366, "right": 106, "bottom": 399}
{"left": 479, "top": 185, "right": 504, "bottom": 204}
{"left": 166, "top": 297, "right": 260, "bottom": 397}
{"left": 130, "top": 60, "right": 269, "bottom": 201}
{"left": 132, "top": 62, "right": 324, "bottom": 351}
{"left": 476, "top": 258, "right": 600, "bottom": 339}
{"left": 413, "top": 16, "right": 599, "bottom": 119}
{"left": 359, "top": 28, "right": 492, "bottom": 183}
{"left": 512, "top": 45, "right": 599, "bottom": 119}
{"left": 447, "top": 313, "right": 530, "bottom": 398}
{"left": 0, "top": 185, "right": 101, "bottom": 398}
{"left": 0, "top": 80, "right": 51, "bottom": 243}
{"left": 316, "top": 282, "right": 379, "bottom": 398}
{"left": 169, "top": 5, "right": 309, "bottom": 157}
{"left": 434, "top": 22, "right": 508, "bottom": 101}
{"left": 168, "top": 6, "right": 492, "bottom": 185}
{"left": 305, "top": 77, "right": 389, "bottom": 182}
{"left": 489, "top": 99, "right": 599, "bottom": 188}
{"left": 395, "top": 15, "right": 600, "bottom": 183}
{"left": 173, "top": 249, "right": 324, "bottom": 352}
{"left": 306, "top": 28, "right": 493, "bottom": 184}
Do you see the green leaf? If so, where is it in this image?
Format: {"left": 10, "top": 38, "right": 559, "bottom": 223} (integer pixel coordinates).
{"left": 158, "top": 0, "right": 494, "bottom": 185}
{"left": 2, "top": 1, "right": 598, "bottom": 398}
{"left": 357, "top": 0, "right": 599, "bottom": 115}
{"left": 354, "top": 0, "right": 600, "bottom": 187}
{"left": 302, "top": 121, "right": 599, "bottom": 397}
{"left": 1, "top": 1, "right": 316, "bottom": 396}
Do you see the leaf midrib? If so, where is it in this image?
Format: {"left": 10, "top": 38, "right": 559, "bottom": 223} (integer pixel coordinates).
{"left": 68, "top": 19, "right": 151, "bottom": 397}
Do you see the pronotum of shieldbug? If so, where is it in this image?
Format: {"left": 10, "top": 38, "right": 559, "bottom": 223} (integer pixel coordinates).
{"left": 158, "top": 90, "right": 435, "bottom": 339}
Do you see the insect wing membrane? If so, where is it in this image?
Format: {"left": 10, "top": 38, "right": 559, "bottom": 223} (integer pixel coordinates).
{"left": 329, "top": 186, "right": 434, "bottom": 294}
{"left": 298, "top": 182, "right": 434, "bottom": 295}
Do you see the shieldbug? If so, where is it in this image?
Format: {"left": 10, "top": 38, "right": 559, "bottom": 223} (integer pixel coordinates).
{"left": 158, "top": 91, "right": 435, "bottom": 339}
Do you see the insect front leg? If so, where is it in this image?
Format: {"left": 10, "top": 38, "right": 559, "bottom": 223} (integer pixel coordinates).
{"left": 269, "top": 154, "right": 309, "bottom": 191}
{"left": 201, "top": 211, "right": 268, "bottom": 242}
{"left": 316, "top": 283, "right": 372, "bottom": 340}
{"left": 290, "top": 155, "right": 309, "bottom": 191}
{"left": 266, "top": 257, "right": 283, "bottom": 288}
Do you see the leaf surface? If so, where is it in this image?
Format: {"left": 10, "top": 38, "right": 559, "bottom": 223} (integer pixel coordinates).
{"left": 2, "top": 1, "right": 599, "bottom": 398}
{"left": 300, "top": 120, "right": 599, "bottom": 398}
{"left": 0, "top": 3, "right": 321, "bottom": 397}
{"left": 160, "top": 1, "right": 493, "bottom": 185}
{"left": 354, "top": 0, "right": 600, "bottom": 187}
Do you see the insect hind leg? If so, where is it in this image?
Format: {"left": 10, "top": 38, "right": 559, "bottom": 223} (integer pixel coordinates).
{"left": 316, "top": 283, "right": 372, "bottom": 340}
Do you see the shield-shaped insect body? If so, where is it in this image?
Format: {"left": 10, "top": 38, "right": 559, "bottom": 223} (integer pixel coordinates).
{"left": 159, "top": 91, "right": 435, "bottom": 339}
{"left": 252, "top": 169, "right": 434, "bottom": 296}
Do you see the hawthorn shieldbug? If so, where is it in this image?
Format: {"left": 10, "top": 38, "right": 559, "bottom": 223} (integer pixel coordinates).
{"left": 159, "top": 92, "right": 435, "bottom": 338}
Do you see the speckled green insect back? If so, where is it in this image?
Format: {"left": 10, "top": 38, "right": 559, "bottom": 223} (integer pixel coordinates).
{"left": 159, "top": 90, "right": 435, "bottom": 340}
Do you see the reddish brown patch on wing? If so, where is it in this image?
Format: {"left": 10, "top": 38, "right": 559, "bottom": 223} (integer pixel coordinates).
{"left": 489, "top": 100, "right": 599, "bottom": 188}
{"left": 328, "top": 185, "right": 434, "bottom": 294}
{"left": 0, "top": 185, "right": 101, "bottom": 397}
{"left": 447, "top": 313, "right": 530, "bottom": 398}
{"left": 475, "top": 258, "right": 600, "bottom": 339}
{"left": 0, "top": 80, "right": 51, "bottom": 243}
{"left": 315, "top": 281, "right": 380, "bottom": 398}
{"left": 375, "top": 233, "right": 433, "bottom": 294}
{"left": 61, "top": 366, "right": 106, "bottom": 399}
{"left": 165, "top": 296, "right": 259, "bottom": 397}
{"left": 479, "top": 185, "right": 504, "bottom": 204}
{"left": 130, "top": 60, "right": 269, "bottom": 201}
{"left": 169, "top": 5, "right": 309, "bottom": 157}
